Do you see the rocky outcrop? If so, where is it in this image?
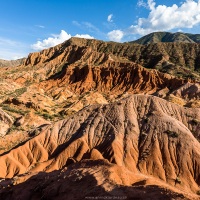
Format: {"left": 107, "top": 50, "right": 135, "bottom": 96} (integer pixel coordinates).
{"left": 172, "top": 83, "right": 200, "bottom": 100}
{"left": 39, "top": 60, "right": 185, "bottom": 96}
{"left": 0, "top": 160, "right": 193, "bottom": 200}
{"left": 0, "top": 108, "right": 13, "bottom": 136}
{"left": 0, "top": 95, "right": 199, "bottom": 196}
{"left": 23, "top": 37, "right": 200, "bottom": 80}
{"left": 0, "top": 34, "right": 200, "bottom": 200}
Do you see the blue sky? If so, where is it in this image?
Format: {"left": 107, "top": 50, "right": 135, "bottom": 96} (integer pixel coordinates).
{"left": 0, "top": 0, "right": 200, "bottom": 60}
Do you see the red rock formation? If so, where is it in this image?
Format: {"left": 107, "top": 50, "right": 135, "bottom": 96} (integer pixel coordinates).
{"left": 0, "top": 109, "right": 13, "bottom": 136}
{"left": 0, "top": 37, "right": 199, "bottom": 200}
{"left": 0, "top": 160, "right": 194, "bottom": 200}
{"left": 39, "top": 61, "right": 185, "bottom": 95}
{"left": 23, "top": 37, "right": 200, "bottom": 80}
{"left": 0, "top": 95, "right": 199, "bottom": 198}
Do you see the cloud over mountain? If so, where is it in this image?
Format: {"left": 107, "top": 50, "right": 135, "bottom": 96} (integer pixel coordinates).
{"left": 107, "top": 30, "right": 124, "bottom": 42}
{"left": 107, "top": 0, "right": 200, "bottom": 41}
{"left": 130, "top": 0, "right": 200, "bottom": 35}
{"left": 31, "top": 30, "right": 93, "bottom": 51}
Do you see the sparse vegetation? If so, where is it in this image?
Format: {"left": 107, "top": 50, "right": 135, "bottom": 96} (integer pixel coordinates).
{"left": 143, "top": 117, "right": 149, "bottom": 123}
{"left": 165, "top": 130, "right": 179, "bottom": 138}
{"left": 7, "top": 125, "right": 25, "bottom": 135}
{"left": 24, "top": 80, "right": 32, "bottom": 86}
{"left": 14, "top": 87, "right": 27, "bottom": 96}
{"left": 147, "top": 111, "right": 154, "bottom": 116}
{"left": 175, "top": 177, "right": 181, "bottom": 184}
{"left": 1, "top": 104, "right": 29, "bottom": 115}
{"left": 0, "top": 32, "right": 200, "bottom": 199}
{"left": 141, "top": 132, "right": 148, "bottom": 138}
{"left": 35, "top": 111, "right": 54, "bottom": 120}
{"left": 5, "top": 87, "right": 27, "bottom": 97}
{"left": 190, "top": 119, "right": 199, "bottom": 125}
{"left": 28, "top": 129, "right": 40, "bottom": 137}
{"left": 35, "top": 111, "right": 62, "bottom": 121}
{"left": 0, "top": 146, "right": 5, "bottom": 151}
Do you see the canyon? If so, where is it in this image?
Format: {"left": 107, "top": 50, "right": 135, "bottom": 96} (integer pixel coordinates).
{"left": 0, "top": 33, "right": 200, "bottom": 199}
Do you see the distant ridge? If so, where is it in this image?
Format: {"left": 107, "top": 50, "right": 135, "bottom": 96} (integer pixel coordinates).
{"left": 132, "top": 32, "right": 200, "bottom": 45}
{"left": 0, "top": 58, "right": 25, "bottom": 67}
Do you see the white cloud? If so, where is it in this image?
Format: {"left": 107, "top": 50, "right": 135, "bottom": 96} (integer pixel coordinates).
{"left": 13, "top": 55, "right": 24, "bottom": 60}
{"left": 107, "top": 30, "right": 124, "bottom": 42}
{"left": 31, "top": 30, "right": 94, "bottom": 51}
{"left": 131, "top": 0, "right": 200, "bottom": 35}
{"left": 35, "top": 25, "right": 45, "bottom": 29}
{"left": 72, "top": 20, "right": 81, "bottom": 27}
{"left": 148, "top": 0, "right": 156, "bottom": 10}
{"left": 107, "top": 14, "right": 113, "bottom": 22}
{"left": 137, "top": 0, "right": 148, "bottom": 8}
{"left": 31, "top": 30, "right": 71, "bottom": 51}
{"left": 74, "top": 34, "right": 94, "bottom": 39}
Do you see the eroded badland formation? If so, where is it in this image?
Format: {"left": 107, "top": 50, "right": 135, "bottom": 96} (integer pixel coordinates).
{"left": 0, "top": 32, "right": 200, "bottom": 199}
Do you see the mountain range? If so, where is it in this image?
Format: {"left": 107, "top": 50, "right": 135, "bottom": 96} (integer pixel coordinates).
{"left": 0, "top": 32, "right": 199, "bottom": 199}
{"left": 132, "top": 31, "right": 200, "bottom": 44}
{"left": 0, "top": 58, "right": 24, "bottom": 67}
